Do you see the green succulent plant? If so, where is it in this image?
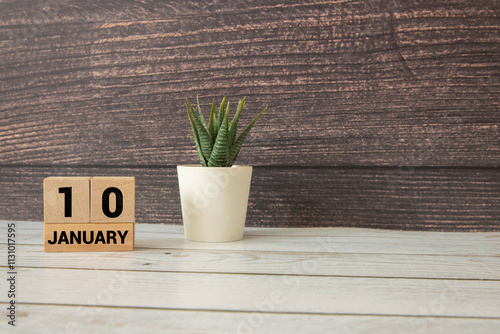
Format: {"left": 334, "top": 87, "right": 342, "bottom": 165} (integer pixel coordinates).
{"left": 185, "top": 96, "right": 267, "bottom": 167}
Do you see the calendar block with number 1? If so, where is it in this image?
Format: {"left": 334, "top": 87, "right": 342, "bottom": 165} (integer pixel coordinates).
{"left": 43, "top": 176, "right": 135, "bottom": 252}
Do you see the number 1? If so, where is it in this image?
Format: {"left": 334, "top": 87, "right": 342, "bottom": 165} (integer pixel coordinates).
{"left": 58, "top": 187, "right": 72, "bottom": 217}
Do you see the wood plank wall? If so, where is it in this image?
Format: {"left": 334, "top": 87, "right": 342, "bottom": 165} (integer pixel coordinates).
{"left": 0, "top": 0, "right": 498, "bottom": 231}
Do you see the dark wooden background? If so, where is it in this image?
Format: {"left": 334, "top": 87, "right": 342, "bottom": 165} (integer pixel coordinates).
{"left": 1, "top": 0, "right": 498, "bottom": 231}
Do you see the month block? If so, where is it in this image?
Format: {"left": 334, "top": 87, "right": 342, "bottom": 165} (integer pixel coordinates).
{"left": 44, "top": 222, "right": 134, "bottom": 252}
{"left": 91, "top": 177, "right": 135, "bottom": 223}
{"left": 44, "top": 177, "right": 91, "bottom": 224}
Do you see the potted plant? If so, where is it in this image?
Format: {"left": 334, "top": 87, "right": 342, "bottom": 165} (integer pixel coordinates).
{"left": 177, "top": 96, "right": 267, "bottom": 242}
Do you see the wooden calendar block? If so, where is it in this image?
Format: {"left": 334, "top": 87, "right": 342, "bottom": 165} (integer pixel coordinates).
{"left": 44, "top": 222, "right": 134, "bottom": 252}
{"left": 91, "top": 177, "right": 135, "bottom": 223}
{"left": 44, "top": 177, "right": 91, "bottom": 224}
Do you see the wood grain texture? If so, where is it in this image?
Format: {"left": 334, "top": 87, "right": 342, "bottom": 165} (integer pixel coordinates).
{"left": 2, "top": 221, "right": 500, "bottom": 333}
{"left": 1, "top": 166, "right": 498, "bottom": 231}
{"left": 4, "top": 222, "right": 500, "bottom": 279}
{"left": 0, "top": 0, "right": 499, "bottom": 229}
{"left": 7, "top": 243, "right": 500, "bottom": 279}
{"left": 4, "top": 223, "right": 500, "bottom": 257}
{"left": 12, "top": 305, "right": 500, "bottom": 334}
{"left": 0, "top": 0, "right": 498, "bottom": 166}
{"left": 9, "top": 267, "right": 500, "bottom": 317}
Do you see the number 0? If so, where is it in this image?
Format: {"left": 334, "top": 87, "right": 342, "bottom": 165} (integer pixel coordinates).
{"left": 102, "top": 187, "right": 123, "bottom": 218}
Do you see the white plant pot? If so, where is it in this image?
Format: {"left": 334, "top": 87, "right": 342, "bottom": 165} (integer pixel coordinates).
{"left": 177, "top": 165, "right": 253, "bottom": 242}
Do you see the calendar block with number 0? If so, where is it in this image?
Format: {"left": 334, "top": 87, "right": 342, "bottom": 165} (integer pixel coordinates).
{"left": 43, "top": 176, "right": 135, "bottom": 252}
{"left": 91, "top": 177, "right": 135, "bottom": 223}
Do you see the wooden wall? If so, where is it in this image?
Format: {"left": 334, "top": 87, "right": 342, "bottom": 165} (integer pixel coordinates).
{"left": 0, "top": 0, "right": 498, "bottom": 231}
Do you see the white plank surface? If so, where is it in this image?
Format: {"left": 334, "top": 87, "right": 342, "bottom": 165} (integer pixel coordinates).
{"left": 2, "top": 221, "right": 500, "bottom": 256}
{"left": 5, "top": 267, "right": 500, "bottom": 317}
{"left": 1, "top": 244, "right": 499, "bottom": 279}
{"left": 1, "top": 220, "right": 499, "bottom": 333}
{"left": 8, "top": 304, "right": 500, "bottom": 334}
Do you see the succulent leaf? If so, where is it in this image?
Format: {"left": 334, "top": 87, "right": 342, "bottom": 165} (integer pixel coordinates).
{"left": 208, "top": 108, "right": 229, "bottom": 167}
{"left": 186, "top": 98, "right": 213, "bottom": 159}
{"left": 229, "top": 106, "right": 267, "bottom": 165}
{"left": 185, "top": 96, "right": 267, "bottom": 167}
{"left": 228, "top": 97, "right": 246, "bottom": 145}
{"left": 186, "top": 103, "right": 207, "bottom": 166}
{"left": 196, "top": 95, "right": 207, "bottom": 130}
{"left": 216, "top": 96, "right": 226, "bottom": 135}
{"left": 186, "top": 99, "right": 205, "bottom": 131}
{"left": 208, "top": 98, "right": 216, "bottom": 139}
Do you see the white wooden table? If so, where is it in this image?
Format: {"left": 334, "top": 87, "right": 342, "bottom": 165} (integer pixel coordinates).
{"left": 1, "top": 221, "right": 500, "bottom": 333}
